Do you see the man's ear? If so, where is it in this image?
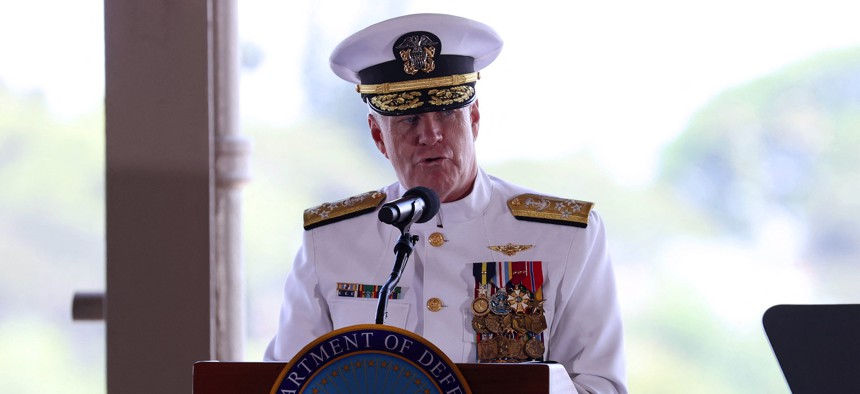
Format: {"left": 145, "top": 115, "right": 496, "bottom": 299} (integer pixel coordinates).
{"left": 368, "top": 113, "right": 389, "bottom": 158}
{"left": 470, "top": 99, "right": 480, "bottom": 140}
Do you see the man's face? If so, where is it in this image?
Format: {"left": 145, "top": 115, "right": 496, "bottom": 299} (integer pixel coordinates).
{"left": 369, "top": 102, "right": 480, "bottom": 203}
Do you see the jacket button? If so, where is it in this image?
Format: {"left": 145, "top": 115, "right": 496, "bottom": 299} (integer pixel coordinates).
{"left": 426, "top": 297, "right": 443, "bottom": 312}
{"left": 428, "top": 232, "right": 445, "bottom": 247}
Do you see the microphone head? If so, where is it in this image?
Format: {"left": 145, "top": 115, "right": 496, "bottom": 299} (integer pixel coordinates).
{"left": 377, "top": 205, "right": 397, "bottom": 224}
{"left": 404, "top": 186, "right": 440, "bottom": 223}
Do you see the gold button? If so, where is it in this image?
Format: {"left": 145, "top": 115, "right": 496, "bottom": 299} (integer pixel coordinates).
{"left": 426, "top": 297, "right": 443, "bottom": 312}
{"left": 428, "top": 232, "right": 445, "bottom": 247}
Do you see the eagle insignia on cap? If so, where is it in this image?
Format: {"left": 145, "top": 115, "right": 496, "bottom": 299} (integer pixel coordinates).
{"left": 507, "top": 193, "right": 593, "bottom": 228}
{"left": 395, "top": 34, "right": 438, "bottom": 75}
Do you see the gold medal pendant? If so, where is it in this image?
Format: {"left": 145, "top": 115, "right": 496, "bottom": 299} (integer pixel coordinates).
{"left": 484, "top": 314, "right": 503, "bottom": 335}
{"left": 496, "top": 336, "right": 513, "bottom": 359}
{"left": 512, "top": 337, "right": 528, "bottom": 360}
{"left": 511, "top": 314, "right": 528, "bottom": 335}
{"left": 525, "top": 313, "right": 547, "bottom": 334}
{"left": 477, "top": 337, "right": 498, "bottom": 361}
{"left": 525, "top": 337, "right": 546, "bottom": 359}
{"left": 471, "top": 295, "right": 490, "bottom": 316}
{"left": 471, "top": 315, "right": 489, "bottom": 334}
{"left": 501, "top": 314, "right": 514, "bottom": 335}
{"left": 525, "top": 299, "right": 547, "bottom": 334}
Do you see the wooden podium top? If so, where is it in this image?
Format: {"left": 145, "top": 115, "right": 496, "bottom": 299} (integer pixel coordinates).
{"left": 193, "top": 361, "right": 554, "bottom": 394}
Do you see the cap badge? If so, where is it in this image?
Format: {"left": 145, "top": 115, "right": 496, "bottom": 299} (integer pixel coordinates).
{"left": 395, "top": 34, "right": 438, "bottom": 75}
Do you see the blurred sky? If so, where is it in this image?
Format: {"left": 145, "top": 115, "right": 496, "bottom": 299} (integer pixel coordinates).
{"left": 2, "top": 0, "right": 859, "bottom": 186}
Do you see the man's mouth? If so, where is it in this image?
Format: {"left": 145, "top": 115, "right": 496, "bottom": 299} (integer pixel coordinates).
{"left": 417, "top": 155, "right": 446, "bottom": 164}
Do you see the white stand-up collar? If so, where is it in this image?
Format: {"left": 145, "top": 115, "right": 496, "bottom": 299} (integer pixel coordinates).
{"left": 395, "top": 167, "right": 492, "bottom": 229}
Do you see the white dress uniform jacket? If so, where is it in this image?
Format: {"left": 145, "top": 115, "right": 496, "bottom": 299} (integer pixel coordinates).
{"left": 265, "top": 168, "right": 627, "bottom": 393}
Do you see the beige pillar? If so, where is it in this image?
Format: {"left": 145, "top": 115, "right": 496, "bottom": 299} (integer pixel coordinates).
{"left": 104, "top": 0, "right": 216, "bottom": 392}
{"left": 212, "top": 0, "right": 251, "bottom": 361}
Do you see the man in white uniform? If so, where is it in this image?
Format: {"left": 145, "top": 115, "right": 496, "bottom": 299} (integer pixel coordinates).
{"left": 265, "top": 13, "right": 627, "bottom": 393}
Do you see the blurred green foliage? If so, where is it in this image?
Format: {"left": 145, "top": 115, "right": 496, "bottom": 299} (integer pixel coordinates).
{"left": 0, "top": 83, "right": 105, "bottom": 393}
{"left": 661, "top": 47, "right": 860, "bottom": 290}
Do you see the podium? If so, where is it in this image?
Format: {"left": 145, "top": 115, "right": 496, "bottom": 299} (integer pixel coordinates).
{"left": 196, "top": 325, "right": 577, "bottom": 393}
{"left": 193, "top": 361, "right": 560, "bottom": 393}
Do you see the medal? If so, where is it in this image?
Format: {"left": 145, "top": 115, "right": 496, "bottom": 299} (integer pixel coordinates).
{"left": 512, "top": 337, "right": 528, "bottom": 360}
{"left": 496, "top": 336, "right": 513, "bottom": 359}
{"left": 501, "top": 314, "right": 514, "bottom": 335}
{"left": 525, "top": 314, "right": 547, "bottom": 334}
{"left": 511, "top": 314, "right": 528, "bottom": 335}
{"left": 471, "top": 296, "right": 490, "bottom": 316}
{"left": 507, "top": 285, "right": 532, "bottom": 314}
{"left": 471, "top": 315, "right": 489, "bottom": 334}
{"left": 477, "top": 337, "right": 498, "bottom": 361}
{"left": 472, "top": 285, "right": 491, "bottom": 316}
{"left": 485, "top": 314, "right": 503, "bottom": 335}
{"left": 472, "top": 264, "right": 495, "bottom": 317}
{"left": 490, "top": 291, "right": 511, "bottom": 315}
{"left": 471, "top": 261, "right": 547, "bottom": 363}
{"left": 525, "top": 337, "right": 545, "bottom": 359}
{"left": 525, "top": 299, "right": 547, "bottom": 333}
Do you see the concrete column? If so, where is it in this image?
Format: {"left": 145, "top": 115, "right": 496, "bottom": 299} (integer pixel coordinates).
{"left": 212, "top": 0, "right": 251, "bottom": 361}
{"left": 105, "top": 1, "right": 214, "bottom": 392}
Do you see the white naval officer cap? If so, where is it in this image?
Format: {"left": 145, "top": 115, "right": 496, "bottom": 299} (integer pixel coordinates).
{"left": 329, "top": 13, "right": 503, "bottom": 116}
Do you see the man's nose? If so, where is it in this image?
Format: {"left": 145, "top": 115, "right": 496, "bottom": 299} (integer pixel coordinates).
{"left": 417, "top": 117, "right": 443, "bottom": 145}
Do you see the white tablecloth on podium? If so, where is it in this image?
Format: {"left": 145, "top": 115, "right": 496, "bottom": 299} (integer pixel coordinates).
{"left": 548, "top": 363, "right": 578, "bottom": 393}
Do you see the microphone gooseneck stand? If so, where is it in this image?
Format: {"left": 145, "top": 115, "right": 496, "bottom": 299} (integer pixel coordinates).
{"left": 374, "top": 186, "right": 440, "bottom": 325}
{"left": 375, "top": 223, "right": 419, "bottom": 325}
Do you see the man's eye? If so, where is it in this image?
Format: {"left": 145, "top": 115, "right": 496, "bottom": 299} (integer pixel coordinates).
{"left": 403, "top": 115, "right": 420, "bottom": 124}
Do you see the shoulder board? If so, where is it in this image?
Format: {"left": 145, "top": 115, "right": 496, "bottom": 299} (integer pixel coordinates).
{"left": 303, "top": 191, "right": 387, "bottom": 230}
{"left": 507, "top": 193, "right": 593, "bottom": 228}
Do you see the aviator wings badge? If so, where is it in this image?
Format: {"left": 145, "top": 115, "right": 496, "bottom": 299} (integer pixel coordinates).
{"left": 488, "top": 243, "right": 534, "bottom": 257}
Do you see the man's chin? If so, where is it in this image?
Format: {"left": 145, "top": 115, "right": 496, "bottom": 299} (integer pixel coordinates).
{"left": 410, "top": 180, "right": 445, "bottom": 193}
{"left": 418, "top": 181, "right": 473, "bottom": 203}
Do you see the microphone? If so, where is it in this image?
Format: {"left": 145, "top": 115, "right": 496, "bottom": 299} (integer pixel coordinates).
{"left": 375, "top": 186, "right": 440, "bottom": 324}
{"left": 378, "top": 186, "right": 441, "bottom": 226}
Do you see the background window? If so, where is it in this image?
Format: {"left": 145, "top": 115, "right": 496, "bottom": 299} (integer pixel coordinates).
{"left": 238, "top": 1, "right": 860, "bottom": 393}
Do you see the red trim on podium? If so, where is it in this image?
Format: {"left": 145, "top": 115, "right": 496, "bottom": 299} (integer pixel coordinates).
{"left": 193, "top": 361, "right": 551, "bottom": 394}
